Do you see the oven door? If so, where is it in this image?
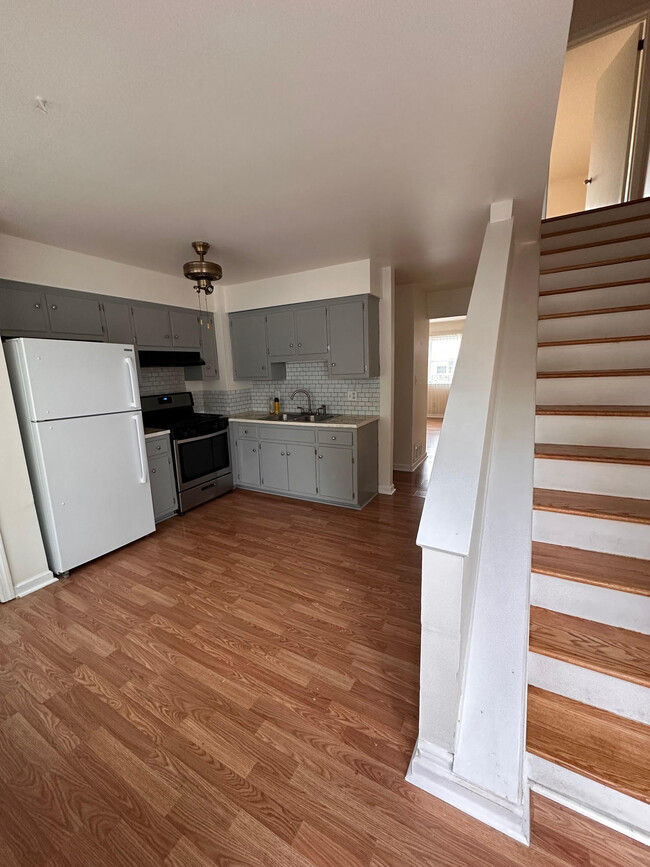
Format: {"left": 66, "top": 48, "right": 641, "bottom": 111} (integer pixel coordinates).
{"left": 173, "top": 430, "right": 231, "bottom": 492}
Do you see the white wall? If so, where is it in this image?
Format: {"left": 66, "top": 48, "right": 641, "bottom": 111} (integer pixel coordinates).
{"left": 547, "top": 175, "right": 587, "bottom": 217}
{"left": 394, "top": 283, "right": 429, "bottom": 471}
{"left": 427, "top": 285, "right": 472, "bottom": 319}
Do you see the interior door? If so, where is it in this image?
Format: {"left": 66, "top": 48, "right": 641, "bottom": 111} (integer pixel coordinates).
{"left": 586, "top": 26, "right": 642, "bottom": 209}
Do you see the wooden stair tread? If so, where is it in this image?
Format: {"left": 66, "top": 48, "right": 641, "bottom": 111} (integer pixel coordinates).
{"left": 539, "top": 303, "right": 650, "bottom": 320}
{"left": 539, "top": 334, "right": 650, "bottom": 347}
{"left": 541, "top": 196, "right": 650, "bottom": 225}
{"left": 536, "top": 404, "right": 650, "bottom": 416}
{"left": 538, "top": 368, "right": 650, "bottom": 379}
{"left": 539, "top": 276, "right": 650, "bottom": 297}
{"left": 533, "top": 488, "right": 650, "bottom": 525}
{"left": 541, "top": 231, "right": 650, "bottom": 256}
{"left": 535, "top": 443, "right": 650, "bottom": 466}
{"left": 542, "top": 212, "right": 650, "bottom": 239}
{"left": 527, "top": 686, "right": 650, "bottom": 805}
{"left": 540, "top": 253, "right": 650, "bottom": 276}
{"left": 531, "top": 541, "right": 650, "bottom": 597}
{"left": 530, "top": 606, "right": 650, "bottom": 688}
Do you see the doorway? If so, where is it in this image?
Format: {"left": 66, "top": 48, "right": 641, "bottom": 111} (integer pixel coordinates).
{"left": 547, "top": 19, "right": 648, "bottom": 218}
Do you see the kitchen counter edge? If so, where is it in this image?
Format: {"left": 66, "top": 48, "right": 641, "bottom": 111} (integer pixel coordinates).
{"left": 228, "top": 414, "right": 379, "bottom": 430}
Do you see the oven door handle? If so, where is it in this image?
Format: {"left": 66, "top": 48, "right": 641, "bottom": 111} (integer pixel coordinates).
{"left": 176, "top": 429, "right": 228, "bottom": 445}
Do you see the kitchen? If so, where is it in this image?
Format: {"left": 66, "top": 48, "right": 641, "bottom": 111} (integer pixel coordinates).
{"left": 0, "top": 252, "right": 383, "bottom": 586}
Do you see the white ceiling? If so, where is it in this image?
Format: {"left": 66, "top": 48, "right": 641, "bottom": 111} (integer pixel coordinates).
{"left": 549, "top": 24, "right": 637, "bottom": 183}
{"left": 1, "top": 1, "right": 571, "bottom": 287}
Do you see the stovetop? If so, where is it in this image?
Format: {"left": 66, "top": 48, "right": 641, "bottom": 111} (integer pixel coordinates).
{"left": 141, "top": 392, "right": 228, "bottom": 441}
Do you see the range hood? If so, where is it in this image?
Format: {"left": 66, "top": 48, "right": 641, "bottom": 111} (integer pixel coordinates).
{"left": 138, "top": 350, "right": 205, "bottom": 368}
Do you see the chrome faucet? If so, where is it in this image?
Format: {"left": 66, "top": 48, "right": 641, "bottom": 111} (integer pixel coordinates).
{"left": 290, "top": 389, "right": 313, "bottom": 414}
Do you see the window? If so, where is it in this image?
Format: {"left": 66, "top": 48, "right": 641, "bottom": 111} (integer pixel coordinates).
{"left": 428, "top": 332, "right": 462, "bottom": 385}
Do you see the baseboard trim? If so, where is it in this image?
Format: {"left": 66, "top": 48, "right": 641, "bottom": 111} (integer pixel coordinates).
{"left": 528, "top": 754, "right": 650, "bottom": 847}
{"left": 13, "top": 570, "right": 57, "bottom": 598}
{"left": 378, "top": 484, "right": 396, "bottom": 495}
{"left": 394, "top": 452, "right": 428, "bottom": 473}
{"left": 406, "top": 738, "right": 530, "bottom": 845}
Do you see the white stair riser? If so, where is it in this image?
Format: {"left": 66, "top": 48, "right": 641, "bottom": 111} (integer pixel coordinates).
{"left": 536, "top": 375, "right": 650, "bottom": 406}
{"left": 535, "top": 415, "right": 650, "bottom": 448}
{"left": 538, "top": 308, "right": 650, "bottom": 342}
{"left": 540, "top": 217, "right": 650, "bottom": 252}
{"left": 529, "top": 652, "right": 650, "bottom": 725}
{"left": 528, "top": 755, "right": 650, "bottom": 848}
{"left": 539, "top": 282, "right": 650, "bottom": 316}
{"left": 534, "top": 458, "right": 650, "bottom": 499}
{"left": 533, "top": 510, "right": 650, "bottom": 559}
{"left": 540, "top": 257, "right": 650, "bottom": 293}
{"left": 542, "top": 199, "right": 650, "bottom": 234}
{"left": 531, "top": 571, "right": 650, "bottom": 634}
{"left": 537, "top": 340, "right": 650, "bottom": 371}
{"left": 542, "top": 236, "right": 650, "bottom": 272}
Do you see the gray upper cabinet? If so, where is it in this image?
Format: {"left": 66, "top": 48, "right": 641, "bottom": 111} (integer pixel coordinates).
{"left": 132, "top": 305, "right": 172, "bottom": 348}
{"left": 296, "top": 306, "right": 328, "bottom": 355}
{"left": 0, "top": 282, "right": 48, "bottom": 333}
{"left": 200, "top": 312, "right": 219, "bottom": 378}
{"left": 230, "top": 313, "right": 269, "bottom": 379}
{"left": 45, "top": 293, "right": 104, "bottom": 337}
{"left": 317, "top": 444, "right": 354, "bottom": 502}
{"left": 328, "top": 299, "right": 366, "bottom": 376}
{"left": 170, "top": 309, "right": 201, "bottom": 350}
{"left": 266, "top": 309, "right": 296, "bottom": 357}
{"left": 103, "top": 301, "right": 134, "bottom": 344}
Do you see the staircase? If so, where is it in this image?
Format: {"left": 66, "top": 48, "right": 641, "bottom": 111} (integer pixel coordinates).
{"left": 527, "top": 199, "right": 650, "bottom": 844}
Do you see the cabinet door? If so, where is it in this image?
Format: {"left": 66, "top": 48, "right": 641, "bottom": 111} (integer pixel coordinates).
{"left": 149, "top": 454, "right": 177, "bottom": 521}
{"left": 104, "top": 301, "right": 134, "bottom": 344}
{"left": 46, "top": 293, "right": 103, "bottom": 337}
{"left": 0, "top": 283, "right": 48, "bottom": 333}
{"left": 236, "top": 438, "right": 261, "bottom": 486}
{"left": 132, "top": 306, "right": 172, "bottom": 347}
{"left": 200, "top": 312, "right": 219, "bottom": 378}
{"left": 266, "top": 309, "right": 296, "bottom": 357}
{"left": 296, "top": 306, "right": 328, "bottom": 355}
{"left": 317, "top": 446, "right": 354, "bottom": 501}
{"left": 260, "top": 442, "right": 289, "bottom": 490}
{"left": 328, "top": 300, "right": 366, "bottom": 376}
{"left": 230, "top": 314, "right": 268, "bottom": 379}
{"left": 287, "top": 443, "right": 317, "bottom": 496}
{"left": 170, "top": 310, "right": 201, "bottom": 350}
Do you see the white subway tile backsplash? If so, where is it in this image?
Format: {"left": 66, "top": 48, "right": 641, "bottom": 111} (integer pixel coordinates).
{"left": 138, "top": 367, "right": 186, "bottom": 396}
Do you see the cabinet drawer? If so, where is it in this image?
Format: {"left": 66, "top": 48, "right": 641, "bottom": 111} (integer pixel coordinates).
{"left": 235, "top": 424, "right": 258, "bottom": 439}
{"left": 146, "top": 436, "right": 170, "bottom": 458}
{"left": 260, "top": 426, "right": 316, "bottom": 443}
{"left": 317, "top": 429, "right": 353, "bottom": 446}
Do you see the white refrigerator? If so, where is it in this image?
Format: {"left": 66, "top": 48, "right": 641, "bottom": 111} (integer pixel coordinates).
{"left": 4, "top": 338, "right": 155, "bottom": 575}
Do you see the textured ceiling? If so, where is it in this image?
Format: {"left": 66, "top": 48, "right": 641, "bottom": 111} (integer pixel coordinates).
{"left": 1, "top": 1, "right": 571, "bottom": 287}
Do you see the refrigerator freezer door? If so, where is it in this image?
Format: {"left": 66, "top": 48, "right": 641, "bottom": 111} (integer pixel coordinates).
{"left": 8, "top": 338, "right": 141, "bottom": 421}
{"left": 32, "top": 411, "right": 155, "bottom": 573}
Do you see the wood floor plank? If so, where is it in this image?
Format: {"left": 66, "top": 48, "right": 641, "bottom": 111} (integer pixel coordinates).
{"left": 0, "top": 480, "right": 644, "bottom": 865}
{"left": 531, "top": 541, "right": 650, "bottom": 596}
{"left": 527, "top": 686, "right": 650, "bottom": 804}
{"left": 533, "top": 488, "right": 650, "bottom": 525}
{"left": 529, "top": 606, "right": 650, "bottom": 687}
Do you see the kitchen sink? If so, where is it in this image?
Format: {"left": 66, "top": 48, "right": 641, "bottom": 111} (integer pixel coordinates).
{"left": 256, "top": 413, "right": 337, "bottom": 423}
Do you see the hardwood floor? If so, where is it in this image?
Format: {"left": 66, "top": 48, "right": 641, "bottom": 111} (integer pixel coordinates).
{"left": 0, "top": 479, "right": 647, "bottom": 865}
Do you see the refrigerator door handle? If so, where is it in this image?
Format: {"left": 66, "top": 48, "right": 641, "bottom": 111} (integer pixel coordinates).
{"left": 125, "top": 357, "right": 138, "bottom": 408}
{"left": 133, "top": 415, "right": 148, "bottom": 484}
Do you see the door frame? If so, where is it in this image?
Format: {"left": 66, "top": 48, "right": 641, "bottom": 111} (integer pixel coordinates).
{"left": 569, "top": 12, "right": 650, "bottom": 203}
{"left": 0, "top": 530, "right": 16, "bottom": 603}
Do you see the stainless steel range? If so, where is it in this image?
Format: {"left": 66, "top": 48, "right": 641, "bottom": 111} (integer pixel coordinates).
{"left": 141, "top": 392, "right": 232, "bottom": 513}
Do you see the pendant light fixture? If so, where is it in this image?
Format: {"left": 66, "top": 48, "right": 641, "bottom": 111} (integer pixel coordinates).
{"left": 183, "top": 241, "right": 222, "bottom": 295}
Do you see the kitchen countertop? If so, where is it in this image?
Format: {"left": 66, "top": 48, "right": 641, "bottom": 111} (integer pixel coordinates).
{"left": 144, "top": 428, "right": 171, "bottom": 439}
{"left": 228, "top": 413, "right": 379, "bottom": 429}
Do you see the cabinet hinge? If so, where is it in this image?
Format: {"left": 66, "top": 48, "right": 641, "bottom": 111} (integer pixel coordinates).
{"left": 261, "top": 478, "right": 264, "bottom": 485}
{"left": 639, "top": 38, "right": 645, "bottom": 50}
{"left": 316, "top": 487, "right": 319, "bottom": 494}
{"left": 237, "top": 473, "right": 240, "bottom": 480}
{"left": 314, "top": 448, "right": 317, "bottom": 455}
{"left": 362, "top": 302, "right": 365, "bottom": 310}
{"left": 352, "top": 457, "right": 355, "bottom": 464}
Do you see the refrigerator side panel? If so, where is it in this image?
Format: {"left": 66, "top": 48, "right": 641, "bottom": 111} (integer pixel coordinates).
{"left": 34, "top": 412, "right": 155, "bottom": 573}
{"left": 5, "top": 338, "right": 141, "bottom": 420}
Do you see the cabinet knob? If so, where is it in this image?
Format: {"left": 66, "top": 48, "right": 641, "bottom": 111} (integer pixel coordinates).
{"left": 331, "top": 436, "right": 336, "bottom": 440}
{"left": 281, "top": 452, "right": 285, "bottom": 456}
{"left": 261, "top": 365, "right": 265, "bottom": 370}
{"left": 289, "top": 343, "right": 294, "bottom": 348}
{"left": 156, "top": 444, "right": 161, "bottom": 451}
{"left": 174, "top": 334, "right": 179, "bottom": 339}
{"left": 286, "top": 451, "right": 291, "bottom": 456}
{"left": 244, "top": 429, "right": 248, "bottom": 434}
{"left": 318, "top": 455, "right": 323, "bottom": 459}
{"left": 164, "top": 334, "right": 170, "bottom": 339}
{"left": 34, "top": 303, "right": 41, "bottom": 309}
{"left": 253, "top": 448, "right": 257, "bottom": 453}
{"left": 331, "top": 362, "right": 336, "bottom": 367}
{"left": 298, "top": 343, "right": 302, "bottom": 348}
{"left": 151, "top": 468, "right": 157, "bottom": 474}
{"left": 51, "top": 304, "right": 57, "bottom": 310}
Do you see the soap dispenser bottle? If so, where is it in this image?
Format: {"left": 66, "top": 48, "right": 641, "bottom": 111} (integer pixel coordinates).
{"left": 273, "top": 396, "right": 280, "bottom": 415}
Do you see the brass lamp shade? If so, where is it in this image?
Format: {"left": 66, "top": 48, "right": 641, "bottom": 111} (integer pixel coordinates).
{"left": 183, "top": 241, "right": 222, "bottom": 294}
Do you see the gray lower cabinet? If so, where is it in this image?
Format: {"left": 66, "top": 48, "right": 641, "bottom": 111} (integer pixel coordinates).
{"left": 260, "top": 441, "right": 289, "bottom": 490}
{"left": 146, "top": 435, "right": 178, "bottom": 522}
{"left": 46, "top": 293, "right": 104, "bottom": 337}
{"left": 236, "top": 438, "right": 261, "bottom": 486}
{"left": 317, "top": 445, "right": 354, "bottom": 502}
{"left": 0, "top": 283, "right": 48, "bottom": 333}
{"left": 287, "top": 443, "right": 318, "bottom": 495}
{"left": 103, "top": 301, "right": 134, "bottom": 344}
{"left": 230, "top": 313, "right": 269, "bottom": 379}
